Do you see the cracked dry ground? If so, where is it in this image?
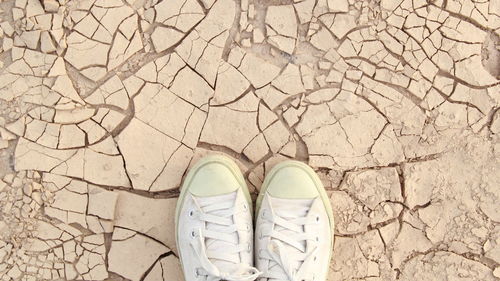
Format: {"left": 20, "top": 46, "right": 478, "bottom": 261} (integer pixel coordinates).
{"left": 0, "top": 0, "right": 499, "bottom": 280}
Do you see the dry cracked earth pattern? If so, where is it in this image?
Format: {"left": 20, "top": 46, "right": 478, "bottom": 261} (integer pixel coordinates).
{"left": 0, "top": 0, "right": 499, "bottom": 280}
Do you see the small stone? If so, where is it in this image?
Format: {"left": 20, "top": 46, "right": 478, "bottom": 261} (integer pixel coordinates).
{"left": 493, "top": 267, "right": 500, "bottom": 278}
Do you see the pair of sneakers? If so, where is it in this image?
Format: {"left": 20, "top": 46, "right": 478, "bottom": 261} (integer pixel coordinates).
{"left": 175, "top": 155, "right": 334, "bottom": 281}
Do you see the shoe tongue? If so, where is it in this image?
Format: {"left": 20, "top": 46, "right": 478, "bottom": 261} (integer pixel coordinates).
{"left": 269, "top": 197, "right": 314, "bottom": 279}
{"left": 195, "top": 192, "right": 241, "bottom": 272}
{"left": 271, "top": 197, "right": 313, "bottom": 218}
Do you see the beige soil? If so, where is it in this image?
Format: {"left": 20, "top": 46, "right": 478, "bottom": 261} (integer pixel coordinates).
{"left": 0, "top": 0, "right": 499, "bottom": 280}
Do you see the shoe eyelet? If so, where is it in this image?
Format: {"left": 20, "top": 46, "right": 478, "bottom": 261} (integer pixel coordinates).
{"left": 189, "top": 210, "right": 194, "bottom": 217}
{"left": 258, "top": 249, "right": 264, "bottom": 257}
{"left": 246, "top": 224, "right": 250, "bottom": 231}
{"left": 315, "top": 216, "right": 320, "bottom": 222}
{"left": 315, "top": 236, "right": 319, "bottom": 242}
{"left": 243, "top": 204, "right": 248, "bottom": 211}
{"left": 261, "top": 210, "right": 266, "bottom": 218}
{"left": 191, "top": 230, "right": 197, "bottom": 238}
{"left": 314, "top": 256, "right": 317, "bottom": 261}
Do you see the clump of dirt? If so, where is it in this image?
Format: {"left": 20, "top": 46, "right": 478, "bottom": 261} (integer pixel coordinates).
{"left": 481, "top": 32, "right": 500, "bottom": 79}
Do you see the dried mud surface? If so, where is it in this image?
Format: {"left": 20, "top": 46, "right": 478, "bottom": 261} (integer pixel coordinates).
{"left": 0, "top": 0, "right": 499, "bottom": 280}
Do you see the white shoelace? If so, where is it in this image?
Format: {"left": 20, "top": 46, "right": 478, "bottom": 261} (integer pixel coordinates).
{"left": 259, "top": 199, "right": 318, "bottom": 281}
{"left": 190, "top": 193, "right": 261, "bottom": 281}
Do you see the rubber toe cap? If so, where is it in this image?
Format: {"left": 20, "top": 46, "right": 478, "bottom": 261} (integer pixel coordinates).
{"left": 266, "top": 162, "right": 319, "bottom": 199}
{"left": 187, "top": 162, "right": 240, "bottom": 197}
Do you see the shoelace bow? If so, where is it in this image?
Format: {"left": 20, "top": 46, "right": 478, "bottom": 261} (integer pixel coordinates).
{"left": 260, "top": 210, "right": 319, "bottom": 281}
{"left": 190, "top": 199, "right": 261, "bottom": 281}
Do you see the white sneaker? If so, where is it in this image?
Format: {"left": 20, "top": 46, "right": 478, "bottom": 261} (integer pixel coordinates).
{"left": 255, "top": 161, "right": 334, "bottom": 281}
{"left": 175, "top": 155, "right": 261, "bottom": 281}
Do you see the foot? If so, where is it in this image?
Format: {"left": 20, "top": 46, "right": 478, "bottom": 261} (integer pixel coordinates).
{"left": 176, "top": 155, "right": 261, "bottom": 281}
{"left": 255, "top": 161, "right": 334, "bottom": 281}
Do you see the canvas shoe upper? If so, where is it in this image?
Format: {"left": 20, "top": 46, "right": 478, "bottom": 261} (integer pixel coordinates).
{"left": 176, "top": 155, "right": 261, "bottom": 281}
{"left": 255, "top": 161, "right": 334, "bottom": 281}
